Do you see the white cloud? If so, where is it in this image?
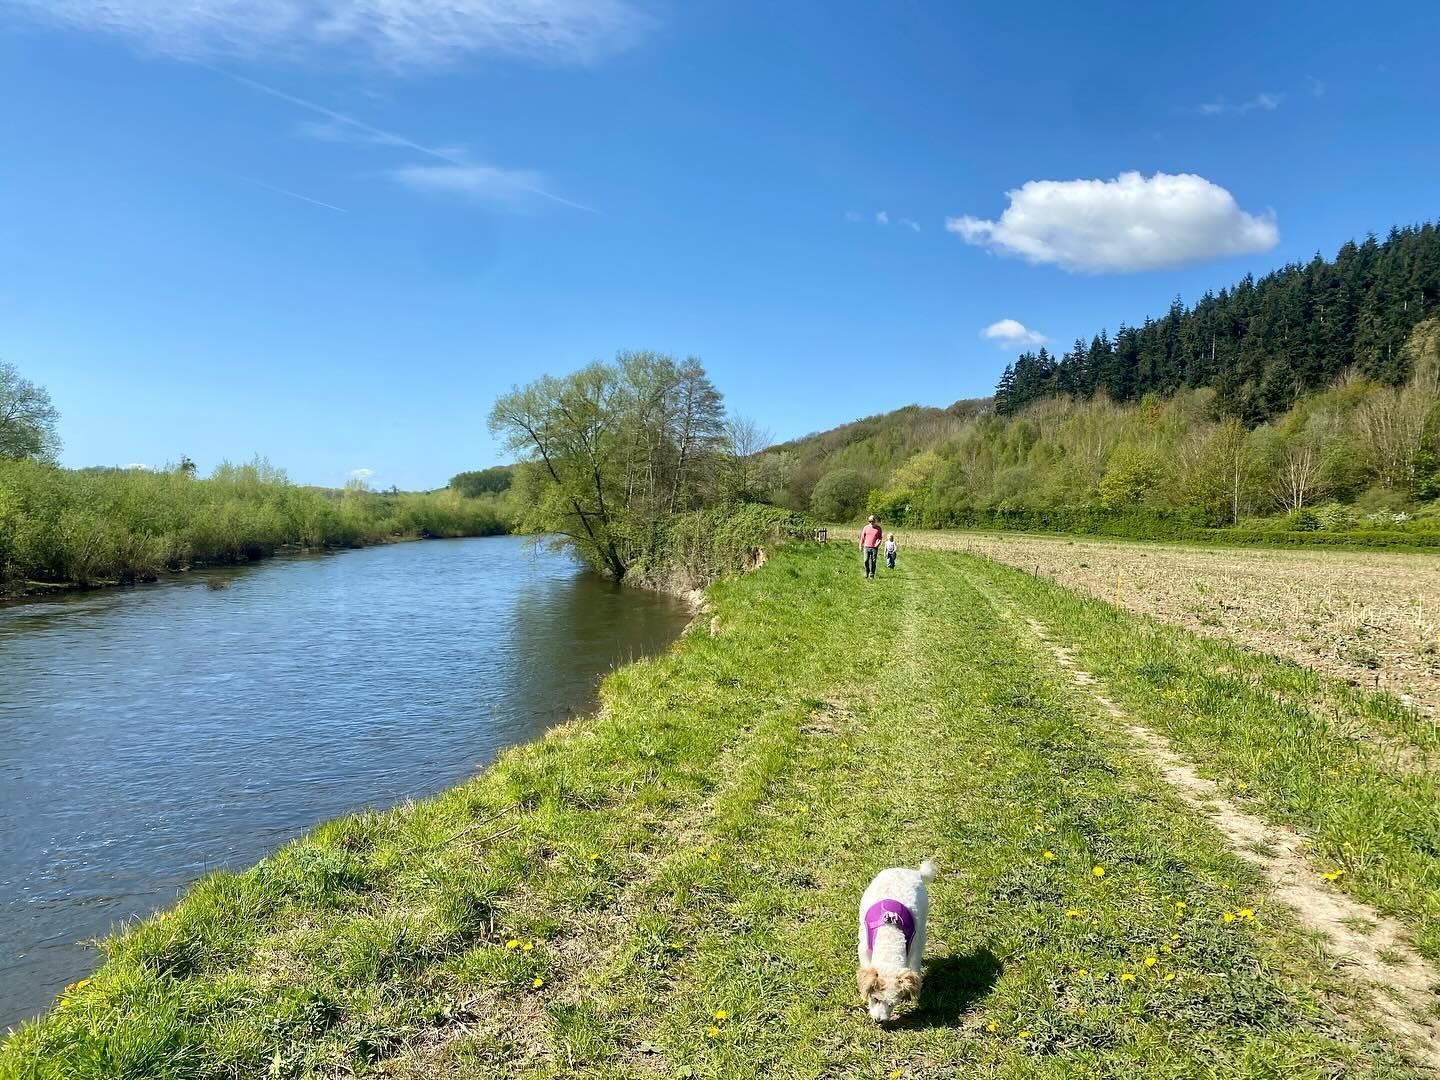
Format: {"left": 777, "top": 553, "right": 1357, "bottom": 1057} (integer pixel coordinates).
{"left": 875, "top": 210, "right": 889, "bottom": 225}
{"left": 898, "top": 217, "right": 920, "bottom": 232}
{"left": 348, "top": 467, "right": 375, "bottom": 480}
{"left": 1199, "top": 91, "right": 1284, "bottom": 115}
{"left": 6, "top": 0, "right": 645, "bottom": 67}
{"left": 947, "top": 171, "right": 1278, "bottom": 273}
{"left": 981, "top": 319, "right": 1048, "bottom": 348}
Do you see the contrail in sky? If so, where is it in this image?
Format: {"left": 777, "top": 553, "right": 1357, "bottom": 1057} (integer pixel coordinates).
{"left": 237, "top": 176, "right": 349, "bottom": 213}
{"left": 208, "top": 66, "right": 597, "bottom": 213}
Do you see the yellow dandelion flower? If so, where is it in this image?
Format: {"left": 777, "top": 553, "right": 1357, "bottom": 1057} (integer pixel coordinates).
{"left": 705, "top": 1025, "right": 720, "bottom": 1038}
{"left": 1077, "top": 1005, "right": 1088, "bottom": 1016}
{"left": 1238, "top": 908, "right": 1255, "bottom": 920}
{"left": 890, "top": 1071, "right": 903, "bottom": 1079}
{"left": 506, "top": 939, "right": 520, "bottom": 950}
{"left": 1143, "top": 956, "right": 1157, "bottom": 967}
{"left": 1076, "top": 968, "right": 1089, "bottom": 977}
{"left": 708, "top": 852, "right": 721, "bottom": 863}
{"left": 1065, "top": 909, "right": 1082, "bottom": 919}
{"left": 1321, "top": 869, "right": 1345, "bottom": 882}
{"left": 1018, "top": 1030, "right": 1031, "bottom": 1039}
{"left": 713, "top": 1009, "right": 729, "bottom": 1021}
{"left": 986, "top": 1020, "right": 998, "bottom": 1033}
{"left": 532, "top": 977, "right": 545, "bottom": 989}
{"left": 1092, "top": 866, "right": 1105, "bottom": 878}
{"left": 1163, "top": 972, "right": 1176, "bottom": 983}
{"left": 1043, "top": 850, "right": 1055, "bottom": 860}
{"left": 1236, "top": 781, "right": 1247, "bottom": 791}
{"left": 1222, "top": 911, "right": 1236, "bottom": 924}
{"left": 1160, "top": 944, "right": 1172, "bottom": 954}
{"left": 588, "top": 853, "right": 600, "bottom": 861}
{"left": 522, "top": 942, "right": 534, "bottom": 951}
{"left": 1119, "top": 972, "right": 1136, "bottom": 983}
{"left": 694, "top": 847, "right": 707, "bottom": 855}
{"left": 1170, "top": 933, "right": 1180, "bottom": 941}
{"left": 1174, "top": 901, "right": 1187, "bottom": 910}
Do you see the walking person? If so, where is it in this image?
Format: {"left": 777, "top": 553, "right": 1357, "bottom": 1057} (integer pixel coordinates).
{"left": 859, "top": 515, "right": 882, "bottom": 579}
{"left": 885, "top": 533, "right": 898, "bottom": 570}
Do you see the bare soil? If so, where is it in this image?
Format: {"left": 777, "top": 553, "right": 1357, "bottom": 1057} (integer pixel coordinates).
{"left": 907, "top": 531, "right": 1440, "bottom": 714}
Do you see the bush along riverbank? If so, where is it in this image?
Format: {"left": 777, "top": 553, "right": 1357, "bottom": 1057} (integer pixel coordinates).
{"left": 4, "top": 541, "right": 1437, "bottom": 1077}
{"left": 0, "top": 459, "right": 511, "bottom": 595}
{"left": 621, "top": 503, "right": 814, "bottom": 595}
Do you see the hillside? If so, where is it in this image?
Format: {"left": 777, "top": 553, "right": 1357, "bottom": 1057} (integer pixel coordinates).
{"left": 756, "top": 320, "right": 1440, "bottom": 536}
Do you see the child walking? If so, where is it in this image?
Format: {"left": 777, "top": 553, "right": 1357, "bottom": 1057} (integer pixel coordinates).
{"left": 885, "top": 533, "right": 898, "bottom": 570}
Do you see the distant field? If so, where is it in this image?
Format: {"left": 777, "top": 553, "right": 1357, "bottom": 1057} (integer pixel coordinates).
{"left": 905, "top": 531, "right": 1440, "bottom": 714}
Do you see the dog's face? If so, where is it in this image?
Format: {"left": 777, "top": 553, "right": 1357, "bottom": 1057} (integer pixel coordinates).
{"left": 857, "top": 966, "right": 921, "bottom": 1022}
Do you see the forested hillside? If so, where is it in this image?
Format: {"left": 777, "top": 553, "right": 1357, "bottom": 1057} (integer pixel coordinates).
{"left": 996, "top": 224, "right": 1440, "bottom": 422}
{"left": 757, "top": 319, "right": 1440, "bottom": 538}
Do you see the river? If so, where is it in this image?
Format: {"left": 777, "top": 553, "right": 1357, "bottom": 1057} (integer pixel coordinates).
{"left": 0, "top": 536, "right": 689, "bottom": 1031}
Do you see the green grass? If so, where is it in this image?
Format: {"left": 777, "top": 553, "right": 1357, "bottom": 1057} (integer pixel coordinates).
{"left": 2, "top": 545, "right": 1432, "bottom": 1078}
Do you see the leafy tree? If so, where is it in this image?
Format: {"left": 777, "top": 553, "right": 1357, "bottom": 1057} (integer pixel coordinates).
{"left": 810, "top": 467, "right": 868, "bottom": 521}
{"left": 1096, "top": 446, "right": 1164, "bottom": 509}
{"left": 0, "top": 361, "right": 61, "bottom": 461}
{"left": 449, "top": 466, "right": 513, "bottom": 497}
{"left": 489, "top": 352, "right": 727, "bottom": 578}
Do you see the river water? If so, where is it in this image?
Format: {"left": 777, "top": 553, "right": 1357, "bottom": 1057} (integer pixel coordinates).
{"left": 0, "top": 536, "right": 688, "bottom": 1031}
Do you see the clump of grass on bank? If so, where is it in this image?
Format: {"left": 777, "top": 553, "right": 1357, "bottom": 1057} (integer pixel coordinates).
{"left": 0, "top": 459, "right": 510, "bottom": 593}
{"left": 2, "top": 546, "right": 1432, "bottom": 1077}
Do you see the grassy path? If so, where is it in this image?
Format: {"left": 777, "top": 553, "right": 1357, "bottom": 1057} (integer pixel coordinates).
{"left": 4, "top": 545, "right": 1436, "bottom": 1078}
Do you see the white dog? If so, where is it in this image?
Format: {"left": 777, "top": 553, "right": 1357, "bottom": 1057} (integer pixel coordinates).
{"left": 856, "top": 859, "right": 936, "bottom": 1021}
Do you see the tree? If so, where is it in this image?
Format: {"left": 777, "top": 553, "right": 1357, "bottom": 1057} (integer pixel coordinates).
{"left": 449, "top": 466, "right": 513, "bottom": 497}
{"left": 0, "top": 361, "right": 61, "bottom": 461}
{"left": 489, "top": 353, "right": 729, "bottom": 579}
{"left": 810, "top": 468, "right": 868, "bottom": 521}
{"left": 722, "top": 416, "right": 772, "bottom": 501}
{"left": 1096, "top": 446, "right": 1164, "bottom": 509}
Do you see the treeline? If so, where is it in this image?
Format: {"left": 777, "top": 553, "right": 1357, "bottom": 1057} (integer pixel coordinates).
{"left": 0, "top": 459, "right": 509, "bottom": 592}
{"left": 867, "top": 321, "right": 1440, "bottom": 537}
{"left": 490, "top": 351, "right": 792, "bottom": 579}
{"left": 997, "top": 223, "right": 1440, "bottom": 422}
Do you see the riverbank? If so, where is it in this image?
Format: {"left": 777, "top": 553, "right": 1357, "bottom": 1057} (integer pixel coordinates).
{"left": 0, "top": 459, "right": 510, "bottom": 597}
{"left": 4, "top": 543, "right": 1437, "bottom": 1076}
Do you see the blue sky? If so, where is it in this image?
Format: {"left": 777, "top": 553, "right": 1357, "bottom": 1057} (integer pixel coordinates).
{"left": 3, "top": 0, "right": 1437, "bottom": 489}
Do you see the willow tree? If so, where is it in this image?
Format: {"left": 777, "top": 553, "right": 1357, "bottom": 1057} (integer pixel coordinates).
{"left": 489, "top": 352, "right": 726, "bottom": 578}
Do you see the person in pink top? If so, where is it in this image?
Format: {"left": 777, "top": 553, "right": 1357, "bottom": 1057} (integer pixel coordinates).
{"left": 859, "top": 515, "right": 883, "bottom": 579}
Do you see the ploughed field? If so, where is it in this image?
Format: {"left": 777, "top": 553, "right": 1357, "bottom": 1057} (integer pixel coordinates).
{"left": 908, "top": 530, "right": 1440, "bottom": 715}
{"left": 3, "top": 544, "right": 1437, "bottom": 1078}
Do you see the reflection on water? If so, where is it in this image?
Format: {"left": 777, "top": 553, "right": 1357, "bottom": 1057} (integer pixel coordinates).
{"left": 0, "top": 536, "right": 687, "bottom": 1031}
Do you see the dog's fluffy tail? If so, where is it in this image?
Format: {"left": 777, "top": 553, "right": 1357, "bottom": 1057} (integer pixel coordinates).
{"left": 918, "top": 858, "right": 938, "bottom": 882}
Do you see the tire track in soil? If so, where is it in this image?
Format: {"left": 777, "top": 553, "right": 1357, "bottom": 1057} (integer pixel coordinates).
{"left": 956, "top": 562, "right": 1440, "bottom": 1071}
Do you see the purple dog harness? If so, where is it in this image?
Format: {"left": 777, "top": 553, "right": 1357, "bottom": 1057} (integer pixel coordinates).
{"left": 863, "top": 899, "right": 916, "bottom": 956}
